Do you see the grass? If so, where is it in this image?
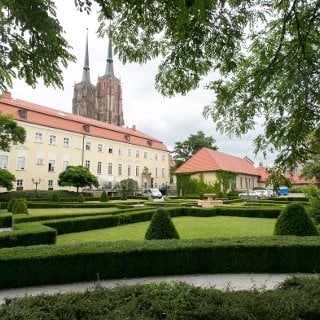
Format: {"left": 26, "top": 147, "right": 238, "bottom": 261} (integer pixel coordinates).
{"left": 56, "top": 216, "right": 276, "bottom": 243}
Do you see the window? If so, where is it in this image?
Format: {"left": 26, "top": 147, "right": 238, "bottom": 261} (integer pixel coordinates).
{"left": 108, "top": 162, "right": 113, "bottom": 175}
{"left": 36, "top": 158, "right": 44, "bottom": 165}
{"left": 108, "top": 147, "right": 113, "bottom": 154}
{"left": 97, "top": 161, "right": 102, "bottom": 174}
{"left": 85, "top": 160, "right": 90, "bottom": 170}
{"left": 162, "top": 168, "right": 165, "bottom": 178}
{"left": 128, "top": 149, "right": 132, "bottom": 157}
{"left": 162, "top": 155, "right": 165, "bottom": 162}
{"left": 136, "top": 150, "right": 140, "bottom": 158}
{"left": 63, "top": 137, "right": 70, "bottom": 147}
{"left": 0, "top": 155, "right": 8, "bottom": 169}
{"left": 155, "top": 167, "right": 158, "bottom": 178}
{"left": 35, "top": 132, "right": 43, "bottom": 143}
{"left": 85, "top": 142, "right": 91, "bottom": 150}
{"left": 16, "top": 179, "right": 23, "bottom": 187}
{"left": 155, "top": 154, "right": 158, "bottom": 161}
{"left": 118, "top": 147, "right": 122, "bottom": 155}
{"left": 17, "top": 157, "right": 25, "bottom": 170}
{"left": 118, "top": 163, "right": 122, "bottom": 176}
{"left": 128, "top": 164, "right": 131, "bottom": 177}
{"left": 240, "top": 177, "right": 243, "bottom": 189}
{"left": 98, "top": 144, "right": 103, "bottom": 152}
{"left": 62, "top": 161, "right": 68, "bottom": 171}
{"left": 144, "top": 152, "right": 147, "bottom": 159}
{"left": 48, "top": 160, "right": 55, "bottom": 172}
{"left": 136, "top": 165, "right": 140, "bottom": 177}
{"left": 49, "top": 135, "right": 56, "bottom": 145}
{"left": 48, "top": 180, "right": 53, "bottom": 189}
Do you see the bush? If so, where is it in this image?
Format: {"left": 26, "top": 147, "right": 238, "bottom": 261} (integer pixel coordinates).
{"left": 274, "top": 203, "right": 319, "bottom": 236}
{"left": 78, "top": 194, "right": 85, "bottom": 203}
{"left": 121, "top": 194, "right": 128, "bottom": 200}
{"left": 13, "top": 199, "right": 29, "bottom": 214}
{"left": 0, "top": 213, "right": 12, "bottom": 228}
{"left": 7, "top": 198, "right": 16, "bottom": 212}
{"left": 100, "top": 191, "right": 109, "bottom": 202}
{"left": 51, "top": 193, "right": 60, "bottom": 202}
{"left": 145, "top": 208, "right": 180, "bottom": 240}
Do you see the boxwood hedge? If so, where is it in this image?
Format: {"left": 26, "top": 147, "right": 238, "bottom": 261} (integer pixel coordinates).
{"left": 0, "top": 237, "right": 319, "bottom": 289}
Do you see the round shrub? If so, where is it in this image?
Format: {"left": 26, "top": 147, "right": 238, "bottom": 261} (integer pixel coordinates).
{"left": 100, "top": 191, "right": 109, "bottom": 202}
{"left": 13, "top": 199, "right": 29, "bottom": 214}
{"left": 78, "top": 194, "right": 85, "bottom": 203}
{"left": 145, "top": 208, "right": 180, "bottom": 240}
{"left": 51, "top": 193, "right": 60, "bottom": 202}
{"left": 121, "top": 194, "right": 128, "bottom": 200}
{"left": 274, "top": 203, "right": 319, "bottom": 236}
{"left": 7, "top": 198, "right": 16, "bottom": 212}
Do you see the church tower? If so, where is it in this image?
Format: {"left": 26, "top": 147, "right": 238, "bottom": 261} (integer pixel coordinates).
{"left": 72, "top": 32, "right": 97, "bottom": 119}
{"left": 72, "top": 32, "right": 124, "bottom": 126}
{"left": 96, "top": 37, "right": 124, "bottom": 126}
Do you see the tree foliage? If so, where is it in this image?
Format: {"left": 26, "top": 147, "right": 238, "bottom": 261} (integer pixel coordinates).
{"left": 4, "top": 1, "right": 320, "bottom": 168}
{"left": 0, "top": 113, "right": 26, "bottom": 152}
{"left": 266, "top": 168, "right": 292, "bottom": 192}
{"left": 301, "top": 156, "right": 320, "bottom": 180}
{"left": 0, "top": 168, "right": 16, "bottom": 191}
{"left": 58, "top": 166, "right": 99, "bottom": 192}
{"left": 119, "top": 178, "right": 139, "bottom": 196}
{"left": 173, "top": 131, "right": 217, "bottom": 168}
{"left": 0, "top": 1, "right": 75, "bottom": 91}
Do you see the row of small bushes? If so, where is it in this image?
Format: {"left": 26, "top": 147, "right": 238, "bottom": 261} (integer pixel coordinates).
{"left": 0, "top": 223, "right": 56, "bottom": 249}
{"left": 0, "top": 276, "right": 319, "bottom": 319}
{"left": 0, "top": 190, "right": 94, "bottom": 200}
{"left": 0, "top": 237, "right": 319, "bottom": 288}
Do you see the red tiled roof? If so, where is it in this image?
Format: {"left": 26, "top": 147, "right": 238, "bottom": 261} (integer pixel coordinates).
{"left": 285, "top": 173, "right": 320, "bottom": 185}
{"left": 257, "top": 165, "right": 269, "bottom": 182}
{"left": 0, "top": 94, "right": 168, "bottom": 152}
{"left": 175, "top": 147, "right": 259, "bottom": 176}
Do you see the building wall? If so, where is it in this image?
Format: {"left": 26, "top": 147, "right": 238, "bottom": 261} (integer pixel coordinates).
{"left": 0, "top": 121, "right": 170, "bottom": 192}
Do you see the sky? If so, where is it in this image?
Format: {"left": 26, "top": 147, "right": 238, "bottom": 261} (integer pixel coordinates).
{"left": 10, "top": 1, "right": 276, "bottom": 167}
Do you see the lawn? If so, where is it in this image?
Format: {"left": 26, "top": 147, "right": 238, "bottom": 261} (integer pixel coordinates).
{"left": 56, "top": 216, "right": 276, "bottom": 243}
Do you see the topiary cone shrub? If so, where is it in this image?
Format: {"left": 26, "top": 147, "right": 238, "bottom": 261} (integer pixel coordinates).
{"left": 7, "top": 198, "right": 16, "bottom": 212}
{"left": 51, "top": 193, "right": 60, "bottom": 202}
{"left": 100, "top": 191, "right": 109, "bottom": 202}
{"left": 274, "top": 203, "right": 319, "bottom": 236}
{"left": 145, "top": 208, "right": 180, "bottom": 240}
{"left": 13, "top": 199, "right": 29, "bottom": 214}
{"left": 78, "top": 194, "right": 85, "bottom": 203}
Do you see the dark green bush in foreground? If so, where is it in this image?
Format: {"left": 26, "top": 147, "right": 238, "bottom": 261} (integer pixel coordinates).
{"left": 145, "top": 208, "right": 180, "bottom": 240}
{"left": 100, "top": 190, "right": 109, "bottom": 202}
{"left": 13, "top": 199, "right": 29, "bottom": 214}
{"left": 274, "top": 203, "right": 319, "bottom": 236}
{"left": 0, "top": 276, "right": 319, "bottom": 319}
{"left": 7, "top": 198, "right": 16, "bottom": 212}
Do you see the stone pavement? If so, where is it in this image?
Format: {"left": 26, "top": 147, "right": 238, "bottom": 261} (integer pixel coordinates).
{"left": 0, "top": 273, "right": 312, "bottom": 304}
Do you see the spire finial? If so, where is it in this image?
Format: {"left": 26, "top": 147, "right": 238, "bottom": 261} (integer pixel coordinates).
{"left": 105, "top": 29, "right": 114, "bottom": 77}
{"left": 81, "top": 28, "right": 91, "bottom": 83}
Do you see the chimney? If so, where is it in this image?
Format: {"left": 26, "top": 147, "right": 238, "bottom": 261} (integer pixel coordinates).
{"left": 259, "top": 162, "right": 263, "bottom": 167}
{"left": 2, "top": 91, "right": 12, "bottom": 99}
{"left": 132, "top": 125, "right": 136, "bottom": 130}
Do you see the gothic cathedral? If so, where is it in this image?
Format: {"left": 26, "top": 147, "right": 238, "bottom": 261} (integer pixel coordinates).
{"left": 72, "top": 33, "right": 124, "bottom": 126}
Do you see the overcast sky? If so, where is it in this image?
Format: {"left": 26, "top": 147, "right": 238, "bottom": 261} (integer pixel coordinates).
{"left": 11, "top": 1, "right": 275, "bottom": 167}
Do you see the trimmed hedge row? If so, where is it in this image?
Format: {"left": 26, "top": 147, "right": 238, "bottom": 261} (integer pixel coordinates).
{"left": 0, "top": 237, "right": 319, "bottom": 289}
{"left": 0, "top": 223, "right": 56, "bottom": 249}
{"left": 0, "top": 213, "right": 12, "bottom": 227}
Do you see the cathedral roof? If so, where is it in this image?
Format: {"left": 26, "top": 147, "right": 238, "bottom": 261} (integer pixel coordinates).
{"left": 0, "top": 93, "right": 168, "bottom": 152}
{"left": 81, "top": 30, "right": 91, "bottom": 83}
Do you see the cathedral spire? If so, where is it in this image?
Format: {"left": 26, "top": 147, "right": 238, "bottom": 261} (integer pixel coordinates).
{"left": 105, "top": 36, "right": 114, "bottom": 77}
{"left": 81, "top": 30, "right": 91, "bottom": 83}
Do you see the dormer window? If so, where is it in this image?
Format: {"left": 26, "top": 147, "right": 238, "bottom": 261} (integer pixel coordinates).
{"left": 147, "top": 140, "right": 153, "bottom": 146}
{"left": 18, "top": 109, "right": 27, "bottom": 119}
{"left": 125, "top": 134, "right": 130, "bottom": 141}
{"left": 83, "top": 124, "right": 90, "bottom": 132}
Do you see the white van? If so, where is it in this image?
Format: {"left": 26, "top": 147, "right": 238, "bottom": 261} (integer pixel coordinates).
{"left": 142, "top": 188, "right": 163, "bottom": 199}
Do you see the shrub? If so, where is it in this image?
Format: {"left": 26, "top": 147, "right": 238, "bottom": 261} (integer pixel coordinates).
{"left": 121, "top": 194, "right": 128, "bottom": 200}
{"left": 145, "top": 208, "right": 180, "bottom": 240}
{"left": 100, "top": 191, "right": 109, "bottom": 202}
{"left": 51, "top": 193, "right": 60, "bottom": 202}
{"left": 274, "top": 203, "right": 319, "bottom": 236}
{"left": 13, "top": 199, "right": 29, "bottom": 214}
{"left": 7, "top": 198, "right": 16, "bottom": 212}
{"left": 78, "top": 194, "right": 85, "bottom": 203}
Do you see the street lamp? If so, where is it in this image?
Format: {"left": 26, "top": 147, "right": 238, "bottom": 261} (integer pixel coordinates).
{"left": 31, "top": 178, "right": 41, "bottom": 192}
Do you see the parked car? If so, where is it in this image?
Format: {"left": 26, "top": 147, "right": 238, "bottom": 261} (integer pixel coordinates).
{"left": 239, "top": 190, "right": 261, "bottom": 198}
{"left": 142, "top": 188, "right": 163, "bottom": 199}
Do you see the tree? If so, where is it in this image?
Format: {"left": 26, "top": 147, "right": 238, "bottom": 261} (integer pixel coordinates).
{"left": 119, "top": 178, "right": 139, "bottom": 196}
{"left": 301, "top": 156, "right": 320, "bottom": 180}
{"left": 266, "top": 168, "right": 292, "bottom": 193}
{"left": 0, "top": 168, "right": 16, "bottom": 191}
{"left": 4, "top": 1, "right": 320, "bottom": 168}
{"left": 0, "top": 1, "right": 75, "bottom": 92}
{"left": 173, "top": 131, "right": 217, "bottom": 168}
{"left": 0, "top": 113, "right": 26, "bottom": 152}
{"left": 58, "top": 165, "right": 99, "bottom": 192}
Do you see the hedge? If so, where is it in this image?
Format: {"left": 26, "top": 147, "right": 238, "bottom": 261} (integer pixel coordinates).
{"left": 0, "top": 237, "right": 319, "bottom": 289}
{"left": 0, "top": 213, "right": 12, "bottom": 227}
{"left": 0, "top": 223, "right": 56, "bottom": 249}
